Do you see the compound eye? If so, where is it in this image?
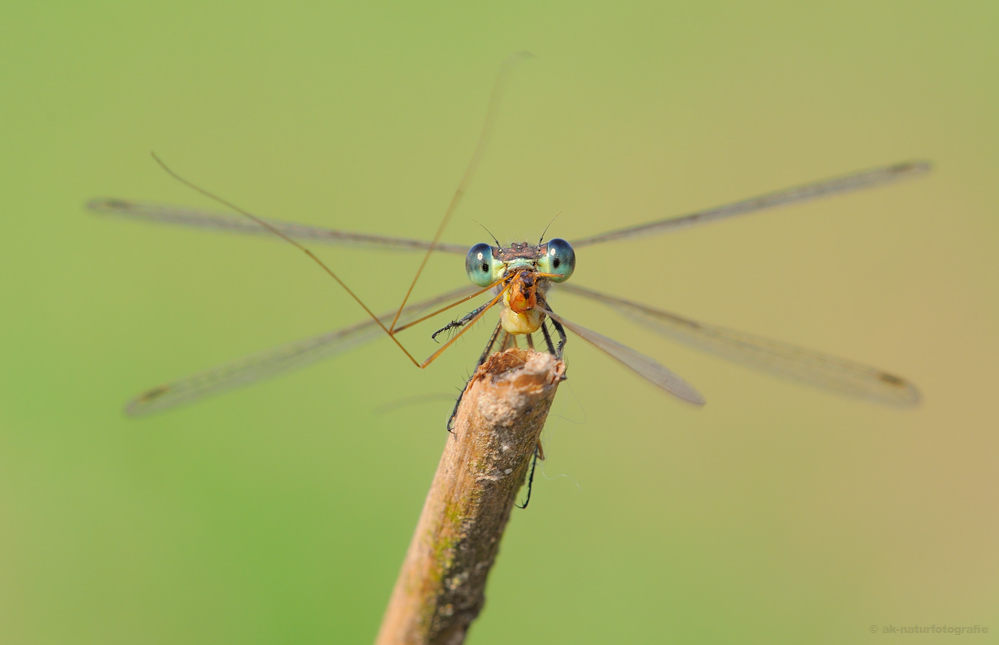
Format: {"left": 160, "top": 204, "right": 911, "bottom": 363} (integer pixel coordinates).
{"left": 465, "top": 243, "right": 496, "bottom": 287}
{"left": 541, "top": 238, "right": 575, "bottom": 283}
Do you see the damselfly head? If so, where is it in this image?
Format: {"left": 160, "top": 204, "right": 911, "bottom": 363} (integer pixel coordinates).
{"left": 465, "top": 238, "right": 576, "bottom": 287}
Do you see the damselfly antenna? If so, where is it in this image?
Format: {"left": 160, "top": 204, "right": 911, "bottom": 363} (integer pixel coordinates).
{"left": 473, "top": 219, "right": 502, "bottom": 247}
{"left": 539, "top": 211, "right": 562, "bottom": 244}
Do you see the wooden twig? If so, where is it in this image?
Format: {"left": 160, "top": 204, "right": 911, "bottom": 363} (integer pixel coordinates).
{"left": 375, "top": 348, "right": 565, "bottom": 645}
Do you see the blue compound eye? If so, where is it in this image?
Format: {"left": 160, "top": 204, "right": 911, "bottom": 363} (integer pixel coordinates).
{"left": 465, "top": 243, "right": 497, "bottom": 287}
{"left": 539, "top": 238, "right": 575, "bottom": 282}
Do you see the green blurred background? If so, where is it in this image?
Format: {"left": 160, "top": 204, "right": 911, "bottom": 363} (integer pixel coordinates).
{"left": 2, "top": 2, "right": 997, "bottom": 643}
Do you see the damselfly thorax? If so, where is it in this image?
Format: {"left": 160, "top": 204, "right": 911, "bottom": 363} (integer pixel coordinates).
{"left": 500, "top": 268, "right": 545, "bottom": 334}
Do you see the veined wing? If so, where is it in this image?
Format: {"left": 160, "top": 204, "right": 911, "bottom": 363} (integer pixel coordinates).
{"left": 125, "top": 284, "right": 481, "bottom": 416}
{"left": 87, "top": 198, "right": 469, "bottom": 254}
{"left": 557, "top": 283, "right": 920, "bottom": 407}
{"left": 539, "top": 306, "right": 706, "bottom": 406}
{"left": 570, "top": 160, "right": 931, "bottom": 247}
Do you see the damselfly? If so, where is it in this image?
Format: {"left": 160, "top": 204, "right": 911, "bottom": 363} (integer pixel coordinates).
{"left": 89, "top": 57, "right": 926, "bottom": 422}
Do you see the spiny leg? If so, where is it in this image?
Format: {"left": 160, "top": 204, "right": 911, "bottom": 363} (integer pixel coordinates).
{"left": 540, "top": 320, "right": 557, "bottom": 356}
{"left": 432, "top": 300, "right": 493, "bottom": 342}
{"left": 515, "top": 326, "right": 551, "bottom": 509}
{"left": 516, "top": 445, "right": 542, "bottom": 510}
{"left": 516, "top": 325, "right": 549, "bottom": 510}
{"left": 546, "top": 310, "right": 568, "bottom": 357}
{"left": 539, "top": 306, "right": 568, "bottom": 380}
{"left": 445, "top": 321, "right": 505, "bottom": 433}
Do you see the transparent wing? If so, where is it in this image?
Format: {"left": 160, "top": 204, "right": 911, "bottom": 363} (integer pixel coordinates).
{"left": 87, "top": 198, "right": 469, "bottom": 254}
{"left": 557, "top": 283, "right": 920, "bottom": 407}
{"left": 570, "top": 160, "right": 931, "bottom": 247}
{"left": 539, "top": 306, "right": 706, "bottom": 406}
{"left": 125, "top": 284, "right": 481, "bottom": 416}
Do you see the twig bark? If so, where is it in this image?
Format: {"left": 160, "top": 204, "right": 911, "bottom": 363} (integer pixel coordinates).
{"left": 375, "top": 348, "right": 565, "bottom": 645}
